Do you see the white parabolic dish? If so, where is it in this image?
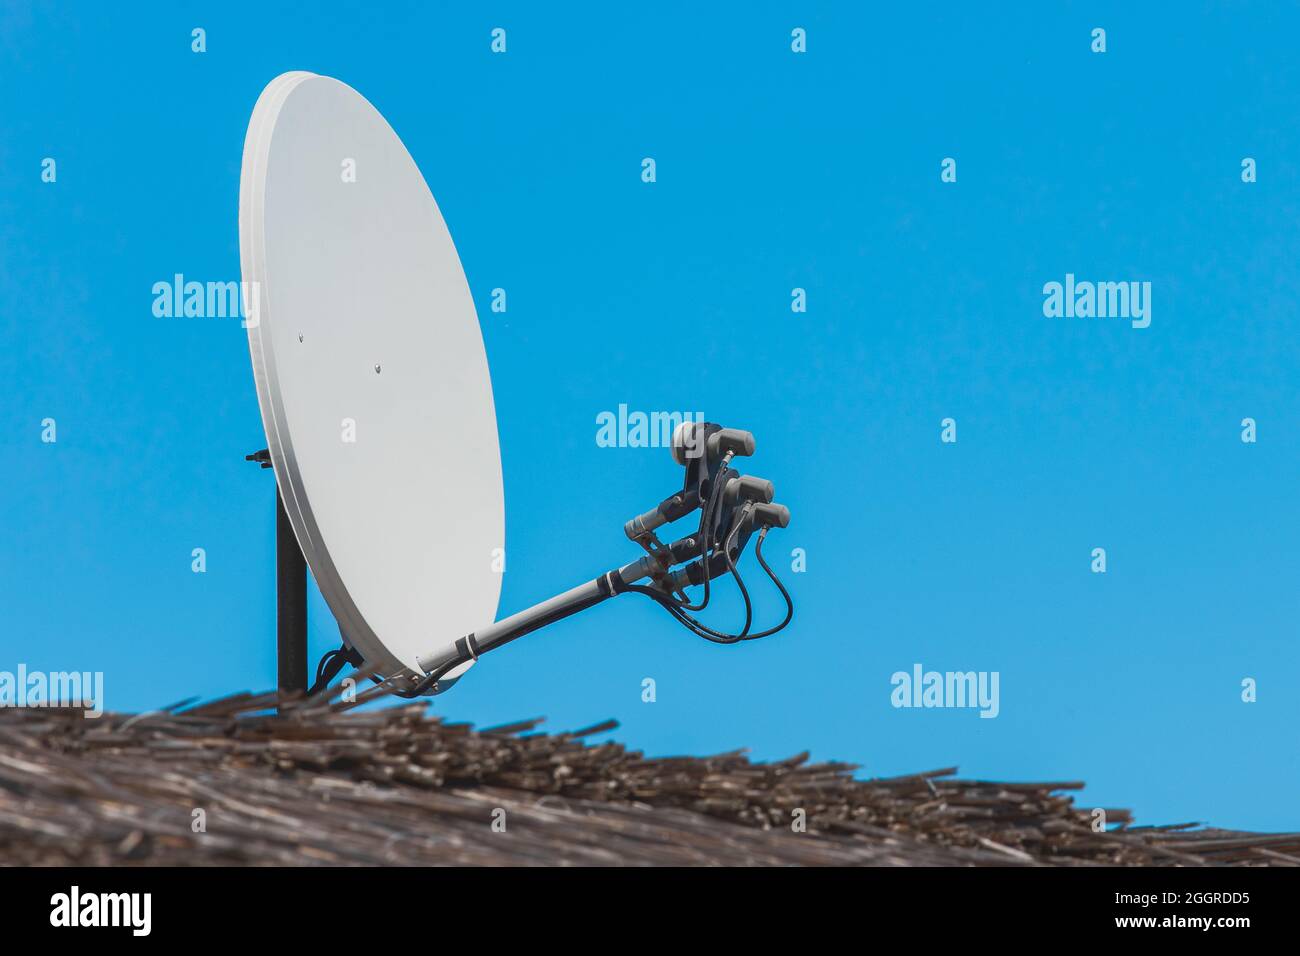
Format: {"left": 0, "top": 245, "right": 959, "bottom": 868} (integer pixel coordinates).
{"left": 238, "top": 72, "right": 504, "bottom": 679}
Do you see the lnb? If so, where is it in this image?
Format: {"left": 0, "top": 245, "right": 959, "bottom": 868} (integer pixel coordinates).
{"left": 750, "top": 502, "right": 790, "bottom": 529}
{"left": 671, "top": 422, "right": 756, "bottom": 465}
{"left": 723, "top": 475, "right": 774, "bottom": 506}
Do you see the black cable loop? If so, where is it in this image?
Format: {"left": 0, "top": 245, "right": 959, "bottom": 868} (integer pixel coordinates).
{"left": 625, "top": 513, "right": 792, "bottom": 645}
{"left": 737, "top": 528, "right": 793, "bottom": 640}
{"left": 306, "top": 643, "right": 364, "bottom": 696}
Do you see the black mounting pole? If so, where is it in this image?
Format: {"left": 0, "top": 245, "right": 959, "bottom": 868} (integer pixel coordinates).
{"left": 248, "top": 449, "right": 308, "bottom": 706}
{"left": 276, "top": 488, "right": 308, "bottom": 700}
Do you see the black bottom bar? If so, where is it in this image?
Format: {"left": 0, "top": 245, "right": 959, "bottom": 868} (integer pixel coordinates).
{"left": 7, "top": 865, "right": 1286, "bottom": 941}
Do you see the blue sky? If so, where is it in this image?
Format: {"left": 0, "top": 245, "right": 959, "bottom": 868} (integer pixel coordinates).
{"left": 1, "top": 3, "right": 1297, "bottom": 830}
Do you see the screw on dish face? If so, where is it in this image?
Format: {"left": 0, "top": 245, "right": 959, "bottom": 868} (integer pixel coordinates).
{"left": 375, "top": 364, "right": 381, "bottom": 374}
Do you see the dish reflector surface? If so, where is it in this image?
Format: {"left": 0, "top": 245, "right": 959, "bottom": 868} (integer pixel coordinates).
{"left": 239, "top": 72, "right": 504, "bottom": 677}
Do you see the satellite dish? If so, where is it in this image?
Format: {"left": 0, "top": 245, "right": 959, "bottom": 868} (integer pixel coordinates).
{"left": 239, "top": 72, "right": 504, "bottom": 681}
{"left": 239, "top": 73, "right": 794, "bottom": 700}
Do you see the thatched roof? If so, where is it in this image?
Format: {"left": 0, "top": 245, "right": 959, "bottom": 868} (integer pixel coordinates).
{"left": 1, "top": 689, "right": 1296, "bottom": 866}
